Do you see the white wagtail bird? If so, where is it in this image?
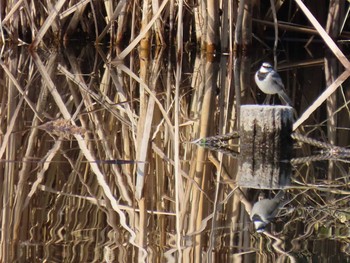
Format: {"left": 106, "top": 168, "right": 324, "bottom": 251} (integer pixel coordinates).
{"left": 255, "top": 62, "right": 293, "bottom": 106}
{"left": 250, "top": 191, "right": 285, "bottom": 233}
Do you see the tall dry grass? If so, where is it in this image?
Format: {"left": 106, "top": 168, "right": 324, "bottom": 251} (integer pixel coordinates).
{"left": 0, "top": 0, "right": 350, "bottom": 262}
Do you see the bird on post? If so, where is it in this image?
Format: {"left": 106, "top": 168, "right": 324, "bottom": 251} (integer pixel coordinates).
{"left": 255, "top": 62, "right": 293, "bottom": 106}
{"left": 250, "top": 191, "right": 285, "bottom": 233}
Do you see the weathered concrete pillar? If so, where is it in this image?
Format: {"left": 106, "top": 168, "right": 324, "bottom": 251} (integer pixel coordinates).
{"left": 237, "top": 105, "right": 293, "bottom": 189}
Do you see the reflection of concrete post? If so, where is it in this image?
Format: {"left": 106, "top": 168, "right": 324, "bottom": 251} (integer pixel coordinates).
{"left": 237, "top": 105, "right": 293, "bottom": 189}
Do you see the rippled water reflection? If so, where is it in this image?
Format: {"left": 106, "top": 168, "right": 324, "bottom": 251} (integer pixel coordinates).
{"left": 1, "top": 44, "right": 350, "bottom": 262}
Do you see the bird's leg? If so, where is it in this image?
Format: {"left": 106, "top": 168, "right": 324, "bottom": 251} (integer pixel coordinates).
{"left": 263, "top": 95, "right": 272, "bottom": 105}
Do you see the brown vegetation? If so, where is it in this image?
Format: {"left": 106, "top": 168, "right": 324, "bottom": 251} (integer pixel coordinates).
{"left": 1, "top": 0, "right": 350, "bottom": 262}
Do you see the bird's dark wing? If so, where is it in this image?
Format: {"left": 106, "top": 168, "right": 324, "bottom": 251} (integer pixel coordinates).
{"left": 270, "top": 71, "right": 284, "bottom": 88}
{"left": 264, "top": 199, "right": 281, "bottom": 220}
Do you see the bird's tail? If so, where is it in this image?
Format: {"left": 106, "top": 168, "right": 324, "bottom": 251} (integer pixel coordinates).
{"left": 274, "top": 190, "right": 291, "bottom": 209}
{"left": 274, "top": 190, "right": 285, "bottom": 201}
{"left": 278, "top": 90, "right": 293, "bottom": 107}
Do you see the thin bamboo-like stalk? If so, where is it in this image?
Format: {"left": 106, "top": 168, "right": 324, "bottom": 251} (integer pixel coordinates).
{"left": 0, "top": 60, "right": 43, "bottom": 121}
{"left": 325, "top": 0, "right": 342, "bottom": 181}
{"left": 234, "top": 0, "right": 245, "bottom": 50}
{"left": 294, "top": 0, "right": 350, "bottom": 69}
{"left": 135, "top": 0, "right": 151, "bottom": 209}
{"left": 206, "top": 0, "right": 219, "bottom": 52}
{"left": 253, "top": 18, "right": 350, "bottom": 38}
{"left": 96, "top": 0, "right": 127, "bottom": 43}
{"left": 116, "top": 0, "right": 169, "bottom": 60}
{"left": 95, "top": 49, "right": 136, "bottom": 194}
{"left": 96, "top": 47, "right": 137, "bottom": 128}
{"left": 31, "top": 52, "right": 146, "bottom": 253}
{"left": 23, "top": 140, "right": 62, "bottom": 208}
{"left": 117, "top": 63, "right": 175, "bottom": 137}
{"left": 151, "top": 0, "right": 165, "bottom": 45}
{"left": 30, "top": 0, "right": 66, "bottom": 48}
{"left": 175, "top": 0, "right": 184, "bottom": 258}
{"left": 59, "top": 0, "right": 90, "bottom": 19}
{"left": 194, "top": 7, "right": 203, "bottom": 45}
{"left": 187, "top": 60, "right": 218, "bottom": 262}
{"left": 242, "top": 0, "right": 252, "bottom": 49}
{"left": 58, "top": 64, "right": 133, "bottom": 127}
{"left": 11, "top": 54, "right": 52, "bottom": 247}
{"left": 64, "top": 53, "right": 135, "bottom": 204}
{"left": 293, "top": 70, "right": 350, "bottom": 130}
{"left": 1, "top": 57, "right": 21, "bottom": 261}
{"left": 63, "top": 0, "right": 88, "bottom": 41}
{"left": 1, "top": 0, "right": 24, "bottom": 27}
{"left": 116, "top": 2, "right": 127, "bottom": 44}
{"left": 269, "top": 0, "right": 278, "bottom": 66}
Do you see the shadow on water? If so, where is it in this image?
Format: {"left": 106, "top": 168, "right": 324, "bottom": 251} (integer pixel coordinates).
{"left": 1, "top": 37, "right": 350, "bottom": 262}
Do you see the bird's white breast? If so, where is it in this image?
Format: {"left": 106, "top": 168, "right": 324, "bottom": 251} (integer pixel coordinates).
{"left": 255, "top": 71, "right": 281, "bottom": 95}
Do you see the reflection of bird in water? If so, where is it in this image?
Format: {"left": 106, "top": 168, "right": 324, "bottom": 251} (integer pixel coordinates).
{"left": 250, "top": 191, "right": 285, "bottom": 233}
{"left": 255, "top": 62, "right": 293, "bottom": 106}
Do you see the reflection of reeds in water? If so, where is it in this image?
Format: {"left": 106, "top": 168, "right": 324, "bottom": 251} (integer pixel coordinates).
{"left": 1, "top": 0, "right": 350, "bottom": 262}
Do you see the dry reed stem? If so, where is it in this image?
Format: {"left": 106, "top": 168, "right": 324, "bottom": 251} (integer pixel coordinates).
{"left": 294, "top": 0, "right": 350, "bottom": 69}
{"left": 208, "top": 153, "right": 252, "bottom": 214}
{"left": 135, "top": 0, "right": 151, "bottom": 207}
{"left": 1, "top": 0, "right": 23, "bottom": 26}
{"left": 325, "top": 57, "right": 337, "bottom": 148}
{"left": 58, "top": 64, "right": 133, "bottom": 127}
{"left": 253, "top": 18, "right": 350, "bottom": 38}
{"left": 96, "top": 50, "right": 136, "bottom": 190}
{"left": 0, "top": 97, "right": 23, "bottom": 159}
{"left": 11, "top": 54, "right": 54, "bottom": 244}
{"left": 263, "top": 232, "right": 297, "bottom": 263}
{"left": 234, "top": 0, "right": 244, "bottom": 48}
{"left": 23, "top": 140, "right": 62, "bottom": 208}
{"left": 30, "top": 0, "right": 66, "bottom": 48}
{"left": 65, "top": 54, "right": 135, "bottom": 200}
{"left": 151, "top": 0, "right": 165, "bottom": 45}
{"left": 152, "top": 143, "right": 212, "bottom": 200}
{"left": 135, "top": 50, "right": 164, "bottom": 199}
{"left": 207, "top": 156, "right": 224, "bottom": 259}
{"left": 242, "top": 0, "right": 252, "bottom": 48}
{"left": 96, "top": 0, "right": 127, "bottom": 43}
{"left": 37, "top": 181, "right": 177, "bottom": 215}
{"left": 1, "top": 63, "right": 21, "bottom": 260}
{"left": 117, "top": 63, "right": 175, "bottom": 138}
{"left": 138, "top": 197, "right": 147, "bottom": 260}
{"left": 190, "top": 55, "right": 204, "bottom": 116}
{"left": 59, "top": 0, "right": 90, "bottom": 20}
{"left": 0, "top": 60, "right": 43, "bottom": 121}
{"left": 188, "top": 62, "right": 217, "bottom": 262}
{"left": 135, "top": 16, "right": 149, "bottom": 262}
{"left": 117, "top": 0, "right": 169, "bottom": 60}
{"left": 175, "top": 0, "right": 185, "bottom": 257}
{"left": 96, "top": 47, "right": 137, "bottom": 129}
{"left": 115, "top": 2, "right": 127, "bottom": 43}
{"left": 269, "top": 0, "right": 278, "bottom": 65}
{"left": 220, "top": 0, "right": 229, "bottom": 52}
{"left": 194, "top": 7, "right": 203, "bottom": 45}
{"left": 31, "top": 52, "right": 145, "bottom": 253}
{"left": 63, "top": 0, "right": 88, "bottom": 39}
{"left": 206, "top": 0, "right": 219, "bottom": 49}
{"left": 293, "top": 70, "right": 350, "bottom": 130}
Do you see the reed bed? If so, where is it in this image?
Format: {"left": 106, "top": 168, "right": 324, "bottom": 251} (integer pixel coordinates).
{"left": 1, "top": 0, "right": 350, "bottom": 262}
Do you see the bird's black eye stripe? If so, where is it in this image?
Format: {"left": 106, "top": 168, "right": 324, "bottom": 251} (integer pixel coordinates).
{"left": 263, "top": 64, "right": 273, "bottom": 69}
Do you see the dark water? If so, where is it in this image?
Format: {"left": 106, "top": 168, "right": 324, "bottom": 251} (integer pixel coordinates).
{"left": 1, "top": 42, "right": 350, "bottom": 262}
